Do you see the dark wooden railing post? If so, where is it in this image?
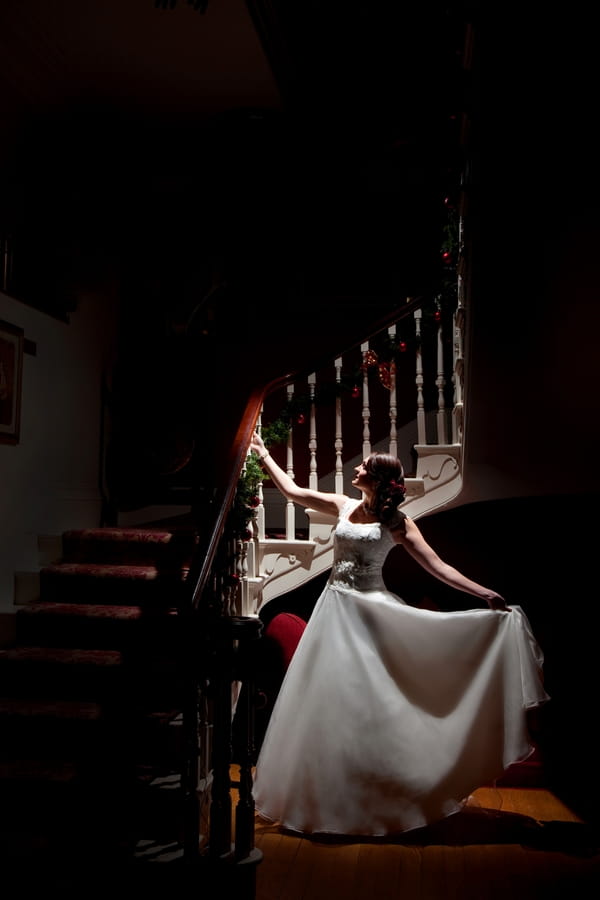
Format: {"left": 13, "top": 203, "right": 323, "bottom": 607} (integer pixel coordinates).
{"left": 208, "top": 615, "right": 263, "bottom": 894}
{"left": 233, "top": 618, "right": 263, "bottom": 861}
{"left": 208, "top": 619, "right": 235, "bottom": 858}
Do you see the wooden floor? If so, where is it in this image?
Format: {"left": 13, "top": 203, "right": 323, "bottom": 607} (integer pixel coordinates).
{"left": 247, "top": 783, "right": 600, "bottom": 900}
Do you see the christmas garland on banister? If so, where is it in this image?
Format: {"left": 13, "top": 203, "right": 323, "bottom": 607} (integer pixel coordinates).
{"left": 229, "top": 453, "right": 268, "bottom": 540}
{"left": 230, "top": 296, "right": 454, "bottom": 539}
{"left": 231, "top": 204, "right": 459, "bottom": 539}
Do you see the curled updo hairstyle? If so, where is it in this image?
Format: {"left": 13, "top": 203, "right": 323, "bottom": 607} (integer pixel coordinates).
{"left": 365, "top": 453, "right": 406, "bottom": 522}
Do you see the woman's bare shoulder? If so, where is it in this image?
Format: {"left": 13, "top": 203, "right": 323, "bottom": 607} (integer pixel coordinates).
{"left": 388, "top": 507, "right": 408, "bottom": 533}
{"left": 304, "top": 491, "right": 351, "bottom": 517}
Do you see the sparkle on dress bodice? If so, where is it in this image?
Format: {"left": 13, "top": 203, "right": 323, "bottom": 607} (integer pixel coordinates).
{"left": 329, "top": 500, "right": 396, "bottom": 591}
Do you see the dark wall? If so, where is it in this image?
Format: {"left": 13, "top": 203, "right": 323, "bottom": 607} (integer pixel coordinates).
{"left": 463, "top": 9, "right": 600, "bottom": 501}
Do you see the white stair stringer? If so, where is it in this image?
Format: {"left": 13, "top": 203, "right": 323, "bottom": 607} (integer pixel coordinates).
{"left": 258, "top": 540, "right": 330, "bottom": 612}
{"left": 401, "top": 444, "right": 462, "bottom": 519}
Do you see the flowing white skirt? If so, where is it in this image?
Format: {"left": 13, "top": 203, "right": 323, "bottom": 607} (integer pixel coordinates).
{"left": 253, "top": 585, "right": 549, "bottom": 836}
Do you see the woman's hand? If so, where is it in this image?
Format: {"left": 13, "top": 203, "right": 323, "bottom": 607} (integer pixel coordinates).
{"left": 250, "top": 431, "right": 267, "bottom": 458}
{"left": 486, "top": 592, "right": 510, "bottom": 612}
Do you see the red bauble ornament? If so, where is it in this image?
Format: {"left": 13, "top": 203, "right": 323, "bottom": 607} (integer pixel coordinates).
{"left": 398, "top": 340, "right": 407, "bottom": 353}
{"left": 296, "top": 413, "right": 305, "bottom": 425}
{"left": 378, "top": 361, "right": 395, "bottom": 390}
{"left": 248, "top": 495, "right": 260, "bottom": 508}
{"left": 441, "top": 250, "right": 453, "bottom": 265}
{"left": 434, "top": 309, "right": 442, "bottom": 322}
{"left": 351, "top": 385, "right": 360, "bottom": 399}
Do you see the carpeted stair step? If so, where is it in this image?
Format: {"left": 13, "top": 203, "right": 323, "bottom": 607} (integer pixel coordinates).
{"left": 61, "top": 527, "right": 197, "bottom": 567}
{"left": 0, "top": 697, "right": 106, "bottom": 759}
{"left": 16, "top": 601, "right": 179, "bottom": 649}
{"left": 0, "top": 753, "right": 187, "bottom": 861}
{"left": 0, "top": 646, "right": 124, "bottom": 700}
{"left": 0, "top": 758, "right": 102, "bottom": 816}
{"left": 39, "top": 562, "right": 189, "bottom": 606}
{"left": 0, "top": 522, "right": 202, "bottom": 866}
{"left": 0, "top": 757, "right": 162, "bottom": 866}
{"left": 0, "top": 696, "right": 184, "bottom": 770}
{"left": 0, "top": 643, "right": 187, "bottom": 707}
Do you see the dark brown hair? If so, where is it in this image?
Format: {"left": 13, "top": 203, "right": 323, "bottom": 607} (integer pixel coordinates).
{"left": 365, "top": 452, "right": 406, "bottom": 522}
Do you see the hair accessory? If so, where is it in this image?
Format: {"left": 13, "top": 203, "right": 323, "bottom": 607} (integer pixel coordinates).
{"left": 389, "top": 480, "right": 406, "bottom": 494}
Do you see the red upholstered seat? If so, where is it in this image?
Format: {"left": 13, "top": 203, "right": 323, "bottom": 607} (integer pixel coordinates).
{"left": 263, "top": 612, "right": 307, "bottom": 670}
{"left": 235, "top": 611, "right": 308, "bottom": 759}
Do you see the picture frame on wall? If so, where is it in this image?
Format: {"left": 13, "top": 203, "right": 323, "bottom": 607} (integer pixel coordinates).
{"left": 0, "top": 319, "right": 24, "bottom": 444}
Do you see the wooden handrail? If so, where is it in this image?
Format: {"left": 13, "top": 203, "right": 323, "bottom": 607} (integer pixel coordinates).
{"left": 186, "top": 295, "right": 429, "bottom": 612}
{"left": 187, "top": 294, "right": 435, "bottom": 614}
{"left": 187, "top": 387, "right": 265, "bottom": 611}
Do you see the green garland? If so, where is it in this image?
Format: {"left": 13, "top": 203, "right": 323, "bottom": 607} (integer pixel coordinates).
{"left": 232, "top": 207, "right": 459, "bottom": 539}
{"left": 230, "top": 454, "right": 269, "bottom": 538}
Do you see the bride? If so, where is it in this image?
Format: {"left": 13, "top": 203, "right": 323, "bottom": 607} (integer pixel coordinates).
{"left": 249, "top": 430, "right": 549, "bottom": 836}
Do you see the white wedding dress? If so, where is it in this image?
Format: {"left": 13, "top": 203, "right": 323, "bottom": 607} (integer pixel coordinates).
{"left": 252, "top": 499, "right": 549, "bottom": 836}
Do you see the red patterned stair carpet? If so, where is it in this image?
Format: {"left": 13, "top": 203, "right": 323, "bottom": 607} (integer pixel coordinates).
{"left": 0, "top": 525, "right": 198, "bottom": 873}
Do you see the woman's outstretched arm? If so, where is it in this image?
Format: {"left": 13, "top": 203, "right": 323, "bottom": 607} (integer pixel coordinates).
{"left": 249, "top": 431, "right": 347, "bottom": 518}
{"left": 393, "top": 515, "right": 509, "bottom": 610}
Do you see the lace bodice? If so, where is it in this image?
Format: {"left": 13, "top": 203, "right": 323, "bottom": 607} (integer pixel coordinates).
{"left": 329, "top": 499, "right": 397, "bottom": 591}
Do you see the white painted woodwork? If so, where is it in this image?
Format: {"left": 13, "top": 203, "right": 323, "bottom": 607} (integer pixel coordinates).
{"left": 308, "top": 372, "right": 318, "bottom": 491}
{"left": 414, "top": 309, "right": 426, "bottom": 445}
{"left": 435, "top": 312, "right": 448, "bottom": 444}
{"left": 240, "top": 295, "right": 467, "bottom": 615}
{"left": 387, "top": 324, "right": 398, "bottom": 458}
{"left": 360, "top": 341, "right": 372, "bottom": 460}
{"left": 334, "top": 357, "right": 344, "bottom": 494}
{"left": 256, "top": 409, "right": 266, "bottom": 541}
{"left": 285, "top": 384, "right": 296, "bottom": 541}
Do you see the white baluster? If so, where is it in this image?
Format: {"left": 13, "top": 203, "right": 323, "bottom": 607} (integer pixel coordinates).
{"left": 360, "top": 342, "right": 372, "bottom": 459}
{"left": 308, "top": 372, "right": 318, "bottom": 491}
{"left": 334, "top": 357, "right": 344, "bottom": 493}
{"left": 223, "top": 536, "right": 239, "bottom": 617}
{"left": 414, "top": 310, "right": 426, "bottom": 444}
{"left": 244, "top": 529, "right": 257, "bottom": 579}
{"left": 436, "top": 305, "right": 447, "bottom": 444}
{"left": 255, "top": 409, "right": 266, "bottom": 540}
{"left": 452, "top": 296, "right": 464, "bottom": 444}
{"left": 234, "top": 536, "right": 248, "bottom": 616}
{"left": 387, "top": 325, "right": 398, "bottom": 458}
{"left": 286, "top": 383, "right": 296, "bottom": 540}
{"left": 452, "top": 234, "right": 466, "bottom": 444}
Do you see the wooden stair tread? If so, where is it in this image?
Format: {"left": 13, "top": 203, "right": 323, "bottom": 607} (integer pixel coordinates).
{"left": 0, "top": 758, "right": 82, "bottom": 782}
{"left": 1, "top": 523, "right": 200, "bottom": 861}
{"left": 64, "top": 527, "right": 187, "bottom": 541}
{"left": 60, "top": 527, "right": 197, "bottom": 568}
{"left": 0, "top": 646, "right": 122, "bottom": 665}
{"left": 17, "top": 601, "right": 170, "bottom": 620}
{"left": 41, "top": 562, "right": 186, "bottom": 579}
{"left": 0, "top": 696, "right": 103, "bottom": 720}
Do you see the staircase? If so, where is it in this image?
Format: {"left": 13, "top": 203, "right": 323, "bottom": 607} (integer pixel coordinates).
{"left": 0, "top": 207, "right": 505, "bottom": 873}
{"left": 233, "top": 297, "right": 466, "bottom": 618}
{"left": 0, "top": 283, "right": 548, "bottom": 879}
{"left": 0, "top": 524, "right": 199, "bottom": 874}
{"left": 0, "top": 294, "right": 464, "bottom": 876}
